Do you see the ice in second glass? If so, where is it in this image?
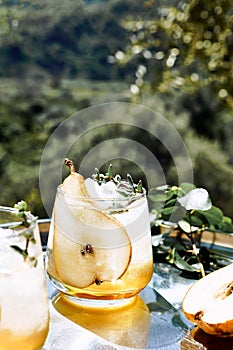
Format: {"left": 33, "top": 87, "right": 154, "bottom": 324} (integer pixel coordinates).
{"left": 46, "top": 163, "right": 153, "bottom": 305}
{"left": 0, "top": 206, "right": 49, "bottom": 350}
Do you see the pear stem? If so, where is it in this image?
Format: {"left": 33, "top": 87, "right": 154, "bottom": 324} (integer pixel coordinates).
{"left": 64, "top": 158, "right": 76, "bottom": 173}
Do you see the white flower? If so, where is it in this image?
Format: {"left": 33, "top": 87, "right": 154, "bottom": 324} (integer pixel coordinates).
{"left": 177, "top": 188, "right": 212, "bottom": 211}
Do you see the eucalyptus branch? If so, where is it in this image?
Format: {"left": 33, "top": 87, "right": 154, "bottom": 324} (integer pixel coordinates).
{"left": 149, "top": 182, "right": 233, "bottom": 277}
{"left": 189, "top": 211, "right": 206, "bottom": 277}
{"left": 10, "top": 201, "right": 38, "bottom": 267}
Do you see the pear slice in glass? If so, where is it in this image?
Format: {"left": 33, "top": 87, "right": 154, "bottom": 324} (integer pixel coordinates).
{"left": 53, "top": 170, "right": 132, "bottom": 289}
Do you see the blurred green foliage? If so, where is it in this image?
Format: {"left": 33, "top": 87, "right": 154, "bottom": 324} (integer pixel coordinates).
{"left": 0, "top": 0, "right": 233, "bottom": 223}
{"left": 115, "top": 0, "right": 233, "bottom": 107}
{"left": 113, "top": 0, "right": 233, "bottom": 220}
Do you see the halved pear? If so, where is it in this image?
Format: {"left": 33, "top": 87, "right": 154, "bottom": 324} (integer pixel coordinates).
{"left": 53, "top": 159, "right": 132, "bottom": 288}
{"left": 182, "top": 262, "right": 233, "bottom": 337}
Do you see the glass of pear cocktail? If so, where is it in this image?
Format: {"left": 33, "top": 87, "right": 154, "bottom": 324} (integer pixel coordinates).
{"left": 0, "top": 204, "right": 49, "bottom": 350}
{"left": 46, "top": 159, "right": 153, "bottom": 306}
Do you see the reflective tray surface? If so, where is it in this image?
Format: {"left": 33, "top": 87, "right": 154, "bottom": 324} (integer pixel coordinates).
{"left": 39, "top": 221, "right": 233, "bottom": 350}
{"left": 43, "top": 263, "right": 195, "bottom": 350}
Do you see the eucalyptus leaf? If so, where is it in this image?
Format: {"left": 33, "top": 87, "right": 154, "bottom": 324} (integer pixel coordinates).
{"left": 150, "top": 201, "right": 164, "bottom": 212}
{"left": 183, "top": 211, "right": 208, "bottom": 227}
{"left": 196, "top": 205, "right": 223, "bottom": 226}
{"left": 177, "top": 188, "right": 212, "bottom": 211}
{"left": 178, "top": 219, "right": 199, "bottom": 233}
{"left": 218, "top": 216, "right": 233, "bottom": 233}
{"left": 148, "top": 190, "right": 167, "bottom": 202}
{"left": 161, "top": 206, "right": 180, "bottom": 221}
{"left": 10, "top": 245, "right": 24, "bottom": 254}
{"left": 161, "top": 206, "right": 177, "bottom": 216}
{"left": 165, "top": 190, "right": 177, "bottom": 201}
{"left": 173, "top": 249, "right": 200, "bottom": 272}
{"left": 10, "top": 245, "right": 27, "bottom": 258}
{"left": 168, "top": 248, "right": 199, "bottom": 272}
{"left": 165, "top": 198, "right": 178, "bottom": 208}
{"left": 149, "top": 185, "right": 181, "bottom": 207}
{"left": 180, "top": 182, "right": 196, "bottom": 194}
{"left": 136, "top": 180, "right": 143, "bottom": 193}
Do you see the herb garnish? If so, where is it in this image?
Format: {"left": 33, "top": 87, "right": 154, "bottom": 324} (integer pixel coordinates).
{"left": 92, "top": 164, "right": 143, "bottom": 196}
{"left": 149, "top": 183, "right": 233, "bottom": 277}
{"left": 10, "top": 201, "right": 38, "bottom": 267}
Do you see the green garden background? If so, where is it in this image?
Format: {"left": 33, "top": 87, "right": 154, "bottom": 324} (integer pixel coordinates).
{"left": 0, "top": 0, "right": 233, "bottom": 220}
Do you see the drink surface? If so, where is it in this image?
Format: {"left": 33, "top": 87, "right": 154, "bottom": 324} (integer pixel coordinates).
{"left": 46, "top": 185, "right": 153, "bottom": 300}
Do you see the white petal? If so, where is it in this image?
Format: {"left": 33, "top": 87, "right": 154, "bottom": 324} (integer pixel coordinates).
{"left": 178, "top": 188, "right": 212, "bottom": 210}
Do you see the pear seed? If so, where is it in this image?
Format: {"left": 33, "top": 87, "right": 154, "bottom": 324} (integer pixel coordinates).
{"left": 95, "top": 278, "right": 103, "bottom": 285}
{"left": 80, "top": 244, "right": 94, "bottom": 256}
{"left": 194, "top": 310, "right": 204, "bottom": 320}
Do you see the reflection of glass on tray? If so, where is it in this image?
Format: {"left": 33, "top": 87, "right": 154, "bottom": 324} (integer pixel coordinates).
{"left": 53, "top": 293, "right": 150, "bottom": 349}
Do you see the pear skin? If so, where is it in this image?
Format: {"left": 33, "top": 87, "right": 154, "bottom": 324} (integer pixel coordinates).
{"left": 182, "top": 262, "right": 233, "bottom": 337}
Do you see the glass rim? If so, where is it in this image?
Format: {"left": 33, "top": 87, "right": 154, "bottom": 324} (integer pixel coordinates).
{"left": 0, "top": 205, "right": 19, "bottom": 214}
{"left": 0, "top": 205, "right": 37, "bottom": 232}
{"left": 57, "top": 184, "right": 146, "bottom": 201}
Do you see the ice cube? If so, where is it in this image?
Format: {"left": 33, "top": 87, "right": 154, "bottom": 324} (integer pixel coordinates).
{"left": 0, "top": 226, "right": 37, "bottom": 273}
{"left": 0, "top": 227, "right": 13, "bottom": 238}
{"left": 85, "top": 178, "right": 120, "bottom": 199}
{"left": 0, "top": 261, "right": 48, "bottom": 333}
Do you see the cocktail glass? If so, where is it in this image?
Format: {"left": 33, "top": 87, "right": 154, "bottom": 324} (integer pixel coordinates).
{"left": 46, "top": 182, "right": 154, "bottom": 307}
{"left": 0, "top": 206, "right": 49, "bottom": 350}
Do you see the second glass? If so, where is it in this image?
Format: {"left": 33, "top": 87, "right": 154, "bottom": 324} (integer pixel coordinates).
{"left": 46, "top": 185, "right": 153, "bottom": 306}
{"left": 0, "top": 205, "right": 49, "bottom": 350}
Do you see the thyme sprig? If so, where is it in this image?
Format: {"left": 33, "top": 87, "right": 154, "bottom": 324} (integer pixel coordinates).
{"left": 92, "top": 164, "right": 143, "bottom": 196}
{"left": 10, "top": 201, "right": 38, "bottom": 267}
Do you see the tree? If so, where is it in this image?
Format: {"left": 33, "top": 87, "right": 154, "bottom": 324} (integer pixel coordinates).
{"left": 114, "top": 0, "right": 233, "bottom": 108}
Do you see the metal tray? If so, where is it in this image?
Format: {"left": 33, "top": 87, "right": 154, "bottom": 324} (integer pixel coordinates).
{"left": 39, "top": 220, "right": 233, "bottom": 350}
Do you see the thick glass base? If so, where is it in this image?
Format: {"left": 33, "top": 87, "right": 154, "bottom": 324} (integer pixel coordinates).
{"left": 63, "top": 294, "right": 136, "bottom": 308}
{"left": 47, "top": 273, "right": 141, "bottom": 308}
